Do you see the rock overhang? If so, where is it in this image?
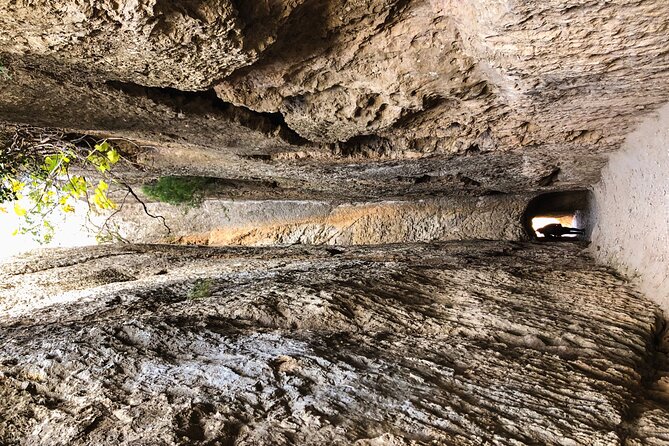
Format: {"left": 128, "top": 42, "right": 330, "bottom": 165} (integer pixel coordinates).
{"left": 0, "top": 0, "right": 668, "bottom": 199}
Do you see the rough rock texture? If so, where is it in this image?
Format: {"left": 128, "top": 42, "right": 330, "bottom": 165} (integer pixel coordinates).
{"left": 2, "top": 2, "right": 669, "bottom": 444}
{"left": 590, "top": 103, "right": 669, "bottom": 314}
{"left": 2, "top": 1, "right": 669, "bottom": 197}
{"left": 1, "top": 242, "right": 669, "bottom": 445}
{"left": 216, "top": 0, "right": 669, "bottom": 151}
{"left": 113, "top": 195, "right": 528, "bottom": 245}
{"left": 0, "top": 0, "right": 265, "bottom": 90}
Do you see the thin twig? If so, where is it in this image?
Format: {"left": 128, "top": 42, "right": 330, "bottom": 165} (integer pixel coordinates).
{"left": 89, "top": 190, "right": 131, "bottom": 244}
{"left": 122, "top": 182, "right": 171, "bottom": 235}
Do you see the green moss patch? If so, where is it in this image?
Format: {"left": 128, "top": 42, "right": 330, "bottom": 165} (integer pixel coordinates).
{"left": 141, "top": 176, "right": 215, "bottom": 206}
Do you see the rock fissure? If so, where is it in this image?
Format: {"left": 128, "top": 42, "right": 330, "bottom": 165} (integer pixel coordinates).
{"left": 616, "top": 315, "right": 669, "bottom": 444}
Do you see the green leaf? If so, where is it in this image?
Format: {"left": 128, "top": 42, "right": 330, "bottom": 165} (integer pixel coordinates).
{"left": 13, "top": 203, "right": 26, "bottom": 216}
{"left": 95, "top": 141, "right": 110, "bottom": 152}
{"left": 92, "top": 180, "right": 116, "bottom": 210}
{"left": 97, "top": 180, "right": 109, "bottom": 192}
{"left": 106, "top": 148, "right": 120, "bottom": 164}
{"left": 64, "top": 176, "right": 88, "bottom": 198}
{"left": 87, "top": 152, "right": 110, "bottom": 173}
{"left": 43, "top": 155, "right": 59, "bottom": 173}
{"left": 9, "top": 178, "right": 24, "bottom": 193}
{"left": 42, "top": 154, "right": 70, "bottom": 175}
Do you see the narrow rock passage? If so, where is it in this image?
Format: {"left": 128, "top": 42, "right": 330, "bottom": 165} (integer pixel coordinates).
{"left": 0, "top": 242, "right": 668, "bottom": 445}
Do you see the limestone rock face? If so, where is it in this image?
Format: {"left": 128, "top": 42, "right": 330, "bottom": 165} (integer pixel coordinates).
{"left": 591, "top": 103, "right": 669, "bottom": 314}
{"left": 112, "top": 195, "right": 528, "bottom": 246}
{"left": 215, "top": 0, "right": 669, "bottom": 153}
{"left": 3, "top": 2, "right": 669, "bottom": 445}
{"left": 216, "top": 0, "right": 478, "bottom": 144}
{"left": 1, "top": 1, "right": 669, "bottom": 197}
{"left": 0, "top": 0, "right": 260, "bottom": 90}
{"left": 1, "top": 242, "right": 669, "bottom": 445}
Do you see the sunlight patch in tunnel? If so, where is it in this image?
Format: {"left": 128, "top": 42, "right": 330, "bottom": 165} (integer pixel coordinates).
{"left": 523, "top": 190, "right": 590, "bottom": 240}
{"left": 531, "top": 215, "right": 576, "bottom": 238}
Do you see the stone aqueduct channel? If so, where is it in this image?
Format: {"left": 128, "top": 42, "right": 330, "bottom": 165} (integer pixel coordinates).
{"left": 1, "top": 0, "right": 669, "bottom": 445}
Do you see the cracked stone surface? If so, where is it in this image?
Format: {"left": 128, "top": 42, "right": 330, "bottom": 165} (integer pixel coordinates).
{"left": 0, "top": 0, "right": 262, "bottom": 90}
{"left": 1, "top": 242, "right": 669, "bottom": 445}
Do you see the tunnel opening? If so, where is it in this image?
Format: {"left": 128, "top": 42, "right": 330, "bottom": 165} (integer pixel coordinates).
{"left": 523, "top": 190, "right": 590, "bottom": 241}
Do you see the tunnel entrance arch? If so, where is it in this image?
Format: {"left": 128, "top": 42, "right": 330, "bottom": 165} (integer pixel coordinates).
{"left": 523, "top": 190, "right": 590, "bottom": 240}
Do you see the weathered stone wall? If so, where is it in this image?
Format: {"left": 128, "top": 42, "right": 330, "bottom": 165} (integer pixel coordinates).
{"left": 591, "top": 102, "right": 669, "bottom": 313}
{"left": 113, "top": 195, "right": 528, "bottom": 246}
{"left": 1, "top": 3, "right": 669, "bottom": 443}
{"left": 0, "top": 0, "right": 268, "bottom": 90}
{"left": 1, "top": 242, "right": 668, "bottom": 445}
{"left": 2, "top": 1, "right": 669, "bottom": 198}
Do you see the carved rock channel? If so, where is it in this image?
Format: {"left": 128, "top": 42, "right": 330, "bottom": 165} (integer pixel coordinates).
{"left": 1, "top": 1, "right": 669, "bottom": 444}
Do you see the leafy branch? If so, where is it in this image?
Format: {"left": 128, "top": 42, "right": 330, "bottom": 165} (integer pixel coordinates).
{"left": 0, "top": 126, "right": 170, "bottom": 243}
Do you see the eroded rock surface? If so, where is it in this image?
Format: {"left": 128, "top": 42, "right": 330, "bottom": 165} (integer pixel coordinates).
{"left": 0, "top": 0, "right": 263, "bottom": 90}
{"left": 2, "top": 1, "right": 669, "bottom": 197}
{"left": 2, "top": 3, "right": 669, "bottom": 444}
{"left": 113, "top": 195, "right": 528, "bottom": 246}
{"left": 1, "top": 242, "right": 668, "bottom": 445}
